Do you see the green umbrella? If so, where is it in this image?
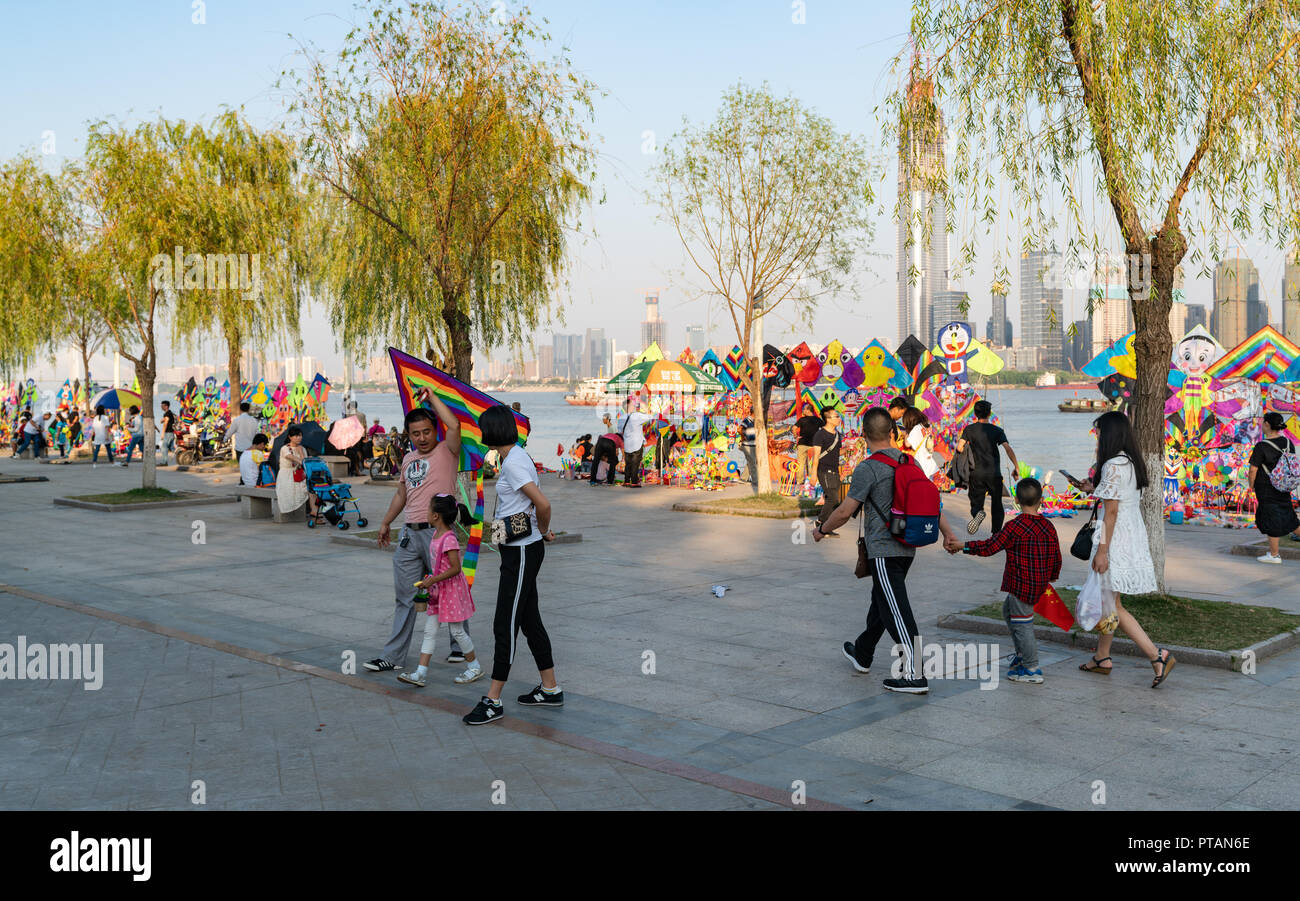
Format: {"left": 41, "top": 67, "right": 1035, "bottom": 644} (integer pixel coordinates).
{"left": 606, "top": 359, "right": 725, "bottom": 395}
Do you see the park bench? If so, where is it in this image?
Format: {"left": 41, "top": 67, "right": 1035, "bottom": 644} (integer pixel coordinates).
{"left": 230, "top": 485, "right": 305, "bottom": 523}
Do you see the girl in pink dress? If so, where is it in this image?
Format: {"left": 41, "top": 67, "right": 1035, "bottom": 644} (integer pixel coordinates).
{"left": 398, "top": 495, "right": 480, "bottom": 686}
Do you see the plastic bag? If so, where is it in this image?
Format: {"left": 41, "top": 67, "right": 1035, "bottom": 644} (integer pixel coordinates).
{"left": 1077, "top": 569, "right": 1119, "bottom": 633}
{"left": 1076, "top": 569, "right": 1108, "bottom": 632}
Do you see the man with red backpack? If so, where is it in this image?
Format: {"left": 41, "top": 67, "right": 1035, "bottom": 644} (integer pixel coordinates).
{"left": 814, "top": 406, "right": 961, "bottom": 694}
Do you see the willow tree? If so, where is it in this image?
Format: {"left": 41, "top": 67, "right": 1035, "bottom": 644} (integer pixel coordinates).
{"left": 651, "top": 83, "right": 876, "bottom": 493}
{"left": 169, "top": 111, "right": 311, "bottom": 401}
{"left": 286, "top": 0, "right": 597, "bottom": 381}
{"left": 899, "top": 0, "right": 1300, "bottom": 588}
{"left": 0, "top": 158, "right": 112, "bottom": 409}
{"left": 0, "top": 156, "right": 57, "bottom": 376}
{"left": 83, "top": 118, "right": 200, "bottom": 489}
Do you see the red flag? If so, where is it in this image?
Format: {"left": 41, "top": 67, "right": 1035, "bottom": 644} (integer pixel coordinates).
{"left": 1033, "top": 584, "right": 1075, "bottom": 631}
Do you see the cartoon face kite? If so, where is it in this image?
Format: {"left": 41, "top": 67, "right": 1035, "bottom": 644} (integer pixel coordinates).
{"left": 817, "top": 339, "right": 860, "bottom": 387}
{"left": 857, "top": 340, "right": 911, "bottom": 391}
{"left": 935, "top": 321, "right": 974, "bottom": 385}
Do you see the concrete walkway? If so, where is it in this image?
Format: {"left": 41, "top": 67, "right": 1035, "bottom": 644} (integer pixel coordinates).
{"left": 2, "top": 456, "right": 1298, "bottom": 810}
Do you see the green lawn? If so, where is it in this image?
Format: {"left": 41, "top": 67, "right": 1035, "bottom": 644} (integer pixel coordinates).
{"left": 963, "top": 587, "right": 1300, "bottom": 651}
{"left": 71, "top": 487, "right": 188, "bottom": 505}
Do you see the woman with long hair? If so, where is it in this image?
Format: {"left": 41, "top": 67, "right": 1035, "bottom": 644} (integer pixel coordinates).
{"left": 899, "top": 406, "right": 938, "bottom": 478}
{"left": 1075, "top": 411, "right": 1175, "bottom": 687}
{"left": 1250, "top": 411, "right": 1299, "bottom": 564}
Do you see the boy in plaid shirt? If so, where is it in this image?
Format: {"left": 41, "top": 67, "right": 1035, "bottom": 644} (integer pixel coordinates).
{"left": 961, "top": 478, "right": 1061, "bottom": 683}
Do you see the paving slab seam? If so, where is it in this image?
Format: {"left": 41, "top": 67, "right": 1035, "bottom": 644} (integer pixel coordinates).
{"left": 1, "top": 583, "right": 852, "bottom": 811}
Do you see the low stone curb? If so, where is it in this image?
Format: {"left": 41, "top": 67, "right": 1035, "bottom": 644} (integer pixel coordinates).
{"left": 0, "top": 474, "right": 50, "bottom": 483}
{"left": 936, "top": 612, "right": 1300, "bottom": 672}
{"left": 52, "top": 494, "right": 238, "bottom": 513}
{"left": 672, "top": 502, "right": 816, "bottom": 519}
{"left": 1229, "top": 540, "right": 1300, "bottom": 561}
{"left": 331, "top": 531, "right": 583, "bottom": 552}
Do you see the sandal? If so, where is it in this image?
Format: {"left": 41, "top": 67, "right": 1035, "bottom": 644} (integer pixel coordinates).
{"left": 1079, "top": 656, "right": 1112, "bottom": 675}
{"left": 1151, "top": 649, "right": 1176, "bottom": 689}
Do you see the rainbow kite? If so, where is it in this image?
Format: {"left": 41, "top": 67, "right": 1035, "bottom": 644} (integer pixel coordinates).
{"left": 388, "top": 347, "right": 530, "bottom": 471}
{"left": 1206, "top": 326, "right": 1300, "bottom": 384}
{"left": 460, "top": 471, "right": 485, "bottom": 588}
{"left": 722, "top": 345, "right": 751, "bottom": 389}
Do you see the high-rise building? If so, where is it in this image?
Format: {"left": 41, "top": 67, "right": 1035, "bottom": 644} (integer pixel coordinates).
{"left": 685, "top": 324, "right": 705, "bottom": 352}
{"left": 1284, "top": 256, "right": 1300, "bottom": 344}
{"left": 584, "top": 328, "right": 610, "bottom": 378}
{"left": 1068, "top": 319, "right": 1093, "bottom": 370}
{"left": 552, "top": 333, "right": 583, "bottom": 380}
{"left": 988, "top": 291, "right": 1009, "bottom": 346}
{"left": 1087, "top": 252, "right": 1131, "bottom": 358}
{"left": 1020, "top": 250, "right": 1065, "bottom": 369}
{"left": 641, "top": 292, "right": 668, "bottom": 353}
{"left": 1185, "top": 303, "right": 1208, "bottom": 332}
{"left": 1212, "top": 254, "right": 1259, "bottom": 348}
{"left": 538, "top": 345, "right": 554, "bottom": 380}
{"left": 896, "top": 71, "right": 949, "bottom": 346}
{"left": 1168, "top": 301, "right": 1189, "bottom": 342}
{"left": 932, "top": 290, "right": 969, "bottom": 331}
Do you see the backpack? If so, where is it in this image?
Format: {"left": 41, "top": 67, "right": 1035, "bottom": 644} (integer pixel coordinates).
{"left": 866, "top": 451, "right": 942, "bottom": 547}
{"left": 257, "top": 461, "right": 276, "bottom": 488}
{"left": 1264, "top": 438, "right": 1300, "bottom": 493}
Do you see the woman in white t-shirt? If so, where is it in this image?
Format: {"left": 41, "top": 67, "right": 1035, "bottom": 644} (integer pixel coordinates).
{"left": 90, "top": 405, "right": 115, "bottom": 465}
{"left": 900, "top": 406, "right": 938, "bottom": 479}
{"left": 462, "top": 405, "right": 561, "bottom": 726}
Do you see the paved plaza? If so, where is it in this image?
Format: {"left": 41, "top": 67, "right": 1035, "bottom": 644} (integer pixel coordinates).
{"left": 2, "top": 457, "right": 1298, "bottom": 810}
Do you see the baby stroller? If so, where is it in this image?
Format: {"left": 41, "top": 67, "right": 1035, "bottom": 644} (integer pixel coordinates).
{"left": 303, "top": 457, "right": 368, "bottom": 530}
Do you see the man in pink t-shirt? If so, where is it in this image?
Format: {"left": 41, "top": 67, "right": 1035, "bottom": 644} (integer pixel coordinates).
{"left": 365, "top": 390, "right": 465, "bottom": 673}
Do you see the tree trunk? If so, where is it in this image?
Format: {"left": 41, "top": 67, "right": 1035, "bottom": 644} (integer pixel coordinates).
{"left": 1130, "top": 226, "right": 1186, "bottom": 595}
{"left": 746, "top": 363, "right": 772, "bottom": 494}
{"left": 441, "top": 300, "right": 474, "bottom": 383}
{"left": 139, "top": 349, "right": 158, "bottom": 490}
{"left": 226, "top": 326, "right": 242, "bottom": 420}
{"left": 80, "top": 343, "right": 93, "bottom": 416}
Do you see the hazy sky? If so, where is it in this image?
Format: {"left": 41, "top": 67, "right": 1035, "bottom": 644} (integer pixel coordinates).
{"left": 4, "top": 0, "right": 1293, "bottom": 379}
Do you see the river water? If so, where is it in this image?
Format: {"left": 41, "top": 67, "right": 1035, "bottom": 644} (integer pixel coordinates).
{"left": 327, "top": 386, "right": 1104, "bottom": 488}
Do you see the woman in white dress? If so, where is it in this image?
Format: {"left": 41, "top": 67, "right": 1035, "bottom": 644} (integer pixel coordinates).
{"left": 276, "top": 425, "right": 318, "bottom": 518}
{"left": 1074, "top": 412, "right": 1175, "bottom": 688}
{"left": 900, "top": 406, "right": 939, "bottom": 478}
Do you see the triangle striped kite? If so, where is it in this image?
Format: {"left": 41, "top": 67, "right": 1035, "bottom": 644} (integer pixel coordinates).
{"left": 388, "top": 347, "right": 530, "bottom": 471}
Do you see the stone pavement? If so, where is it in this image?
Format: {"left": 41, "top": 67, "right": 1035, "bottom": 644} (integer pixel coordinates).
{"left": 2, "top": 455, "right": 1298, "bottom": 810}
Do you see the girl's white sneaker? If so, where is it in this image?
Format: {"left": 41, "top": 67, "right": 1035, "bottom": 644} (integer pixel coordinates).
{"left": 1257, "top": 553, "right": 1282, "bottom": 564}
{"left": 454, "top": 665, "right": 483, "bottom": 684}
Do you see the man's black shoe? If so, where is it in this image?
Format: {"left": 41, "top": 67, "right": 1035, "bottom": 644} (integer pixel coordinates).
{"left": 842, "top": 642, "right": 870, "bottom": 674}
{"left": 883, "top": 677, "right": 929, "bottom": 694}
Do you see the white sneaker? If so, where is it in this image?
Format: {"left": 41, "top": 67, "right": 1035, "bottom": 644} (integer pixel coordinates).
{"left": 1257, "top": 553, "right": 1282, "bottom": 564}
{"left": 454, "top": 665, "right": 484, "bottom": 684}
{"left": 397, "top": 671, "right": 426, "bottom": 687}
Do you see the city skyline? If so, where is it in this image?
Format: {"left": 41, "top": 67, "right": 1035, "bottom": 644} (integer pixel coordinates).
{"left": 6, "top": 1, "right": 1298, "bottom": 381}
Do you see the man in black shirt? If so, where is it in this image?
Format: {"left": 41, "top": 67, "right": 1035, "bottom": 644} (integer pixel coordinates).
{"left": 160, "top": 400, "right": 178, "bottom": 466}
{"left": 793, "top": 403, "right": 824, "bottom": 486}
{"left": 814, "top": 408, "right": 843, "bottom": 532}
{"left": 956, "top": 400, "right": 1018, "bottom": 535}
